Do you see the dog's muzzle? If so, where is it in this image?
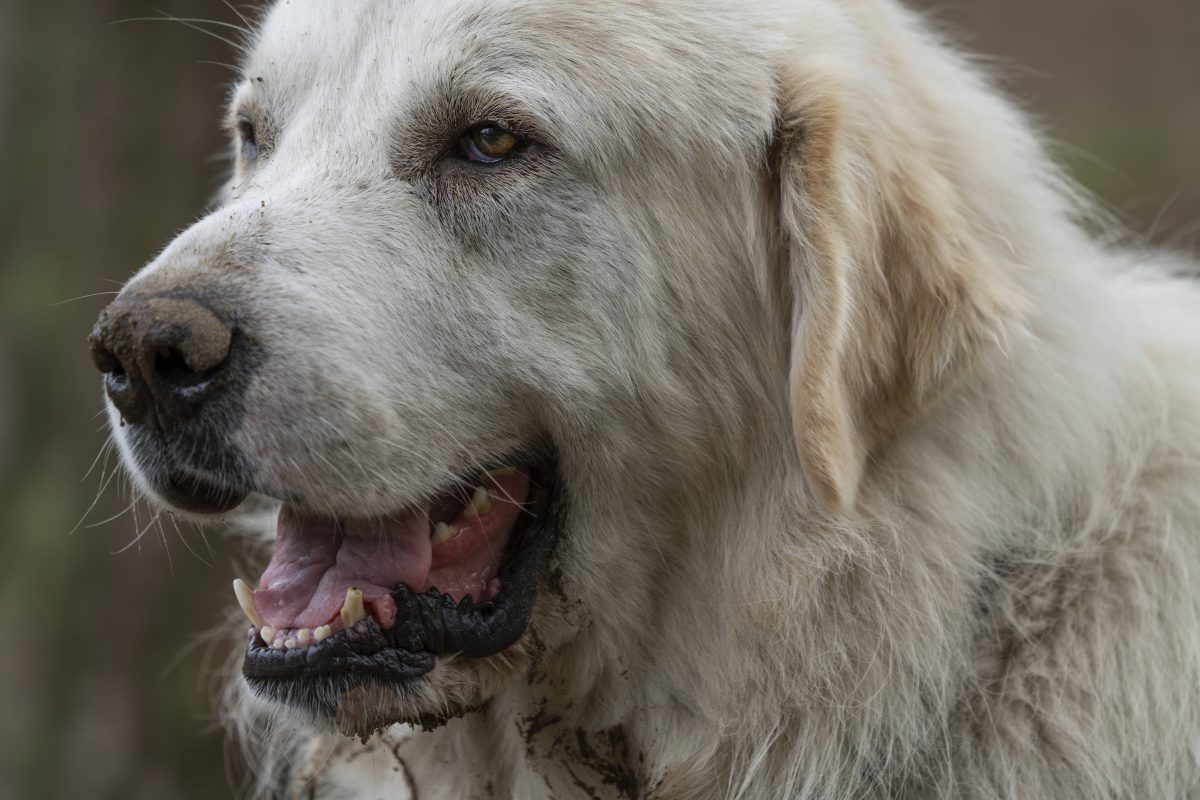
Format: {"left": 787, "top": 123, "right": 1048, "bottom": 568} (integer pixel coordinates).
{"left": 89, "top": 285, "right": 256, "bottom": 512}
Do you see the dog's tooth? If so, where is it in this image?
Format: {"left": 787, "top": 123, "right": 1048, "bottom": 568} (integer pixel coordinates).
{"left": 270, "top": 638, "right": 284, "bottom": 650}
{"left": 314, "top": 625, "right": 333, "bottom": 642}
{"left": 340, "top": 587, "right": 366, "bottom": 628}
{"left": 233, "top": 579, "right": 263, "bottom": 627}
{"left": 260, "top": 625, "right": 276, "bottom": 644}
{"left": 284, "top": 637, "right": 298, "bottom": 650}
{"left": 468, "top": 486, "right": 494, "bottom": 516}
{"left": 432, "top": 522, "right": 457, "bottom": 545}
{"left": 297, "top": 628, "right": 312, "bottom": 647}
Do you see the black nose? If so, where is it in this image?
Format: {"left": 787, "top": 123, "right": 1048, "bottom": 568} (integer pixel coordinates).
{"left": 89, "top": 293, "right": 233, "bottom": 431}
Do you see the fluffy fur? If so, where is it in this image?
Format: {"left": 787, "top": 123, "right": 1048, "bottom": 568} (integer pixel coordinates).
{"left": 108, "top": 0, "right": 1200, "bottom": 797}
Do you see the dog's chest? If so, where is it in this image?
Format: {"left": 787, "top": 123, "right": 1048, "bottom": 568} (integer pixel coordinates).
{"left": 294, "top": 715, "right": 645, "bottom": 800}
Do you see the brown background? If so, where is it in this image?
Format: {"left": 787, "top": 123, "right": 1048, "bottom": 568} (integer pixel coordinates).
{"left": 0, "top": 1, "right": 1196, "bottom": 798}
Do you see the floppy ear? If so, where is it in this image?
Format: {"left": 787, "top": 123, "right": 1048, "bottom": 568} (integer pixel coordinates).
{"left": 776, "top": 67, "right": 1021, "bottom": 512}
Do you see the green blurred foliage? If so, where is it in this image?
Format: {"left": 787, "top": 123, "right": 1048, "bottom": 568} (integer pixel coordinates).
{"left": 0, "top": 1, "right": 1195, "bottom": 798}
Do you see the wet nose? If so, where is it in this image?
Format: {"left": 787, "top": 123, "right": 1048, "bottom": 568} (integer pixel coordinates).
{"left": 89, "top": 293, "right": 233, "bottom": 430}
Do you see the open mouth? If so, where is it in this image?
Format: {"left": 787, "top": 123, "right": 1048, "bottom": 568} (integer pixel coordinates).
{"left": 237, "top": 457, "right": 559, "bottom": 705}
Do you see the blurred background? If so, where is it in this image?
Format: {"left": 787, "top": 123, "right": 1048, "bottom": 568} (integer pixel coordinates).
{"left": 0, "top": 1, "right": 1196, "bottom": 797}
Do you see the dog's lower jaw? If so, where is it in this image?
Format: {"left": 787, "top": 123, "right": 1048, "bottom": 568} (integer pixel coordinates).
{"left": 336, "top": 637, "right": 538, "bottom": 739}
{"left": 246, "top": 605, "right": 546, "bottom": 742}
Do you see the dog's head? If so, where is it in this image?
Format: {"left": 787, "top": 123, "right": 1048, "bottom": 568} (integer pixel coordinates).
{"left": 91, "top": 0, "right": 1024, "bottom": 738}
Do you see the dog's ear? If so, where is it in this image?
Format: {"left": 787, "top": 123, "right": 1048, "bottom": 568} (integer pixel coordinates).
{"left": 775, "top": 67, "right": 1021, "bottom": 512}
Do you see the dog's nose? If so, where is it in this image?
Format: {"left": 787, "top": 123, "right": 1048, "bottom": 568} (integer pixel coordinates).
{"left": 89, "top": 293, "right": 233, "bottom": 430}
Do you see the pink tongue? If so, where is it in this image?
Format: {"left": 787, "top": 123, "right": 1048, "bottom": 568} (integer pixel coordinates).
{"left": 254, "top": 507, "right": 432, "bottom": 629}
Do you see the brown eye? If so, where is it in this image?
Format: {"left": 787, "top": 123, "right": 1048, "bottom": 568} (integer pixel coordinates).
{"left": 460, "top": 124, "right": 520, "bottom": 163}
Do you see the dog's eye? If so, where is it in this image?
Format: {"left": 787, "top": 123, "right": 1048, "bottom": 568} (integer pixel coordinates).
{"left": 237, "top": 118, "right": 259, "bottom": 163}
{"left": 459, "top": 124, "right": 520, "bottom": 163}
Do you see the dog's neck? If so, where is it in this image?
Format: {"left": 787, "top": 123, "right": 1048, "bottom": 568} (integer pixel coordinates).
{"left": 284, "top": 301, "right": 1164, "bottom": 800}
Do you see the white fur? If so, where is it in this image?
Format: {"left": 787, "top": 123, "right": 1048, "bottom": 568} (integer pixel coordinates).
{"left": 109, "top": 0, "right": 1200, "bottom": 797}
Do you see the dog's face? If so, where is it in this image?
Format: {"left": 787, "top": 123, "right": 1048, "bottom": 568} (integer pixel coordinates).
{"left": 90, "top": 0, "right": 786, "bottom": 735}
{"left": 91, "top": 0, "right": 1014, "bottom": 739}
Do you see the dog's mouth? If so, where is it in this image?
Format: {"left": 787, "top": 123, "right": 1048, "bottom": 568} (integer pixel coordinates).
{"left": 239, "top": 458, "right": 559, "bottom": 708}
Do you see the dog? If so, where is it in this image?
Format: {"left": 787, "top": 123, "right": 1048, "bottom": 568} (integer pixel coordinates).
{"left": 89, "top": 0, "right": 1200, "bottom": 797}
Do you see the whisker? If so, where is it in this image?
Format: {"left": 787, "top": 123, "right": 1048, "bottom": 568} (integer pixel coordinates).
{"left": 112, "top": 499, "right": 165, "bottom": 559}
{"left": 151, "top": 14, "right": 249, "bottom": 34}
{"left": 198, "top": 59, "right": 240, "bottom": 72}
{"left": 81, "top": 435, "right": 114, "bottom": 483}
{"left": 109, "top": 14, "right": 246, "bottom": 52}
{"left": 220, "top": 0, "right": 254, "bottom": 31}
{"left": 51, "top": 290, "right": 120, "bottom": 307}
{"left": 171, "top": 513, "right": 215, "bottom": 567}
{"left": 86, "top": 497, "right": 137, "bottom": 530}
{"left": 154, "top": 508, "right": 178, "bottom": 576}
{"left": 70, "top": 441, "right": 119, "bottom": 536}
{"left": 186, "top": 515, "right": 219, "bottom": 563}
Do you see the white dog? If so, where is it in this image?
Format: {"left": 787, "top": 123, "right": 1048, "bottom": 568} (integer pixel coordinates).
{"left": 90, "top": 0, "right": 1200, "bottom": 797}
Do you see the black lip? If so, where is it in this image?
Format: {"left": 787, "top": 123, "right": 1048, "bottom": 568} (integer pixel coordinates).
{"left": 243, "top": 458, "right": 560, "bottom": 702}
{"left": 160, "top": 470, "right": 249, "bottom": 514}
{"left": 241, "top": 616, "right": 437, "bottom": 682}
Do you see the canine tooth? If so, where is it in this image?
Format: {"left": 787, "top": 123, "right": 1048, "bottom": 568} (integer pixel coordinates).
{"left": 260, "top": 625, "right": 276, "bottom": 644}
{"left": 233, "top": 579, "right": 262, "bottom": 627}
{"left": 284, "top": 637, "right": 297, "bottom": 650}
{"left": 314, "top": 625, "right": 333, "bottom": 642}
{"left": 297, "top": 628, "right": 312, "bottom": 646}
{"left": 468, "top": 486, "right": 494, "bottom": 516}
{"left": 432, "top": 522, "right": 457, "bottom": 545}
{"left": 271, "top": 638, "right": 284, "bottom": 650}
{"left": 340, "top": 587, "right": 366, "bottom": 628}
